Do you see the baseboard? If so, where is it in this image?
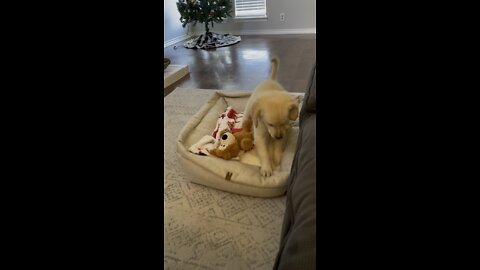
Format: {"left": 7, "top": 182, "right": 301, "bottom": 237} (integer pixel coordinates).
{"left": 192, "top": 28, "right": 316, "bottom": 36}
{"left": 164, "top": 34, "right": 192, "bottom": 48}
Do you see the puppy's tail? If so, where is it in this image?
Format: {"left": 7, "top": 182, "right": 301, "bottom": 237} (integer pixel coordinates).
{"left": 270, "top": 56, "right": 279, "bottom": 80}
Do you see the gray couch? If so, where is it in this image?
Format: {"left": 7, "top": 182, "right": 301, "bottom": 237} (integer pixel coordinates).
{"left": 274, "top": 63, "right": 316, "bottom": 269}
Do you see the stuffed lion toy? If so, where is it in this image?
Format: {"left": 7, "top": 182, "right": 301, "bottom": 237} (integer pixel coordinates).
{"left": 209, "top": 119, "right": 254, "bottom": 160}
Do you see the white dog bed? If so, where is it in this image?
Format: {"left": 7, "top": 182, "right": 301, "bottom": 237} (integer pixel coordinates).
{"left": 176, "top": 91, "right": 303, "bottom": 198}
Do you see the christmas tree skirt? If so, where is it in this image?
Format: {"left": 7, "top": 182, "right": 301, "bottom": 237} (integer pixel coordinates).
{"left": 184, "top": 32, "right": 241, "bottom": 50}
{"left": 164, "top": 65, "right": 189, "bottom": 88}
{"left": 176, "top": 90, "right": 304, "bottom": 198}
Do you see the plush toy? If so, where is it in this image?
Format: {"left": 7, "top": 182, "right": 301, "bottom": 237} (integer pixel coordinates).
{"left": 209, "top": 127, "right": 254, "bottom": 160}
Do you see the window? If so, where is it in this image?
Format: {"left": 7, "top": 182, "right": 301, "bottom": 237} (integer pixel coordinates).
{"left": 234, "top": 0, "right": 267, "bottom": 18}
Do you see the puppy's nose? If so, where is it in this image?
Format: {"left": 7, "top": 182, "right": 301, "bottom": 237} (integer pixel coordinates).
{"left": 275, "top": 135, "right": 283, "bottom": 140}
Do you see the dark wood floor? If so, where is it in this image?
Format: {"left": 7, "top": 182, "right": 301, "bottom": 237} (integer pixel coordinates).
{"left": 164, "top": 34, "right": 316, "bottom": 97}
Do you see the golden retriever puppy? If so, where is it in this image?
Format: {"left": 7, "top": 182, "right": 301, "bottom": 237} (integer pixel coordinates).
{"left": 243, "top": 57, "right": 299, "bottom": 177}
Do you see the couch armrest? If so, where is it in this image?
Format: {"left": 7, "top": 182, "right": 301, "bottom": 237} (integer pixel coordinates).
{"left": 301, "top": 63, "right": 316, "bottom": 117}
{"left": 274, "top": 62, "right": 316, "bottom": 269}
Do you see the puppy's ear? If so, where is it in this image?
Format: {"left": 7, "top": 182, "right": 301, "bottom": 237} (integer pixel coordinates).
{"left": 288, "top": 102, "right": 299, "bottom": 121}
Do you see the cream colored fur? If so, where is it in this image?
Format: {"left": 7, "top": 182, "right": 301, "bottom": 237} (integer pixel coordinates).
{"left": 243, "top": 57, "right": 299, "bottom": 177}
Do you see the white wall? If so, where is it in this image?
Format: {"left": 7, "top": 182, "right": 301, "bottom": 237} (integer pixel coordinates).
{"left": 164, "top": 0, "right": 188, "bottom": 43}
{"left": 193, "top": 0, "right": 316, "bottom": 35}
{"left": 164, "top": 0, "right": 316, "bottom": 46}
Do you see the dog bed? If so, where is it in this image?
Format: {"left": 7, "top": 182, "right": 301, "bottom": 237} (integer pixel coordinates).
{"left": 176, "top": 90, "right": 303, "bottom": 198}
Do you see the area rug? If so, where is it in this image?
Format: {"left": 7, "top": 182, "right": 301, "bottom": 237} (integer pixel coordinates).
{"left": 164, "top": 88, "right": 289, "bottom": 270}
{"left": 184, "top": 32, "right": 241, "bottom": 50}
{"left": 164, "top": 65, "right": 189, "bottom": 88}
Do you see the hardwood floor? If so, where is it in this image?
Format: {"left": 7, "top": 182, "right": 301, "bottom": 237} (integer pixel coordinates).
{"left": 164, "top": 34, "right": 316, "bottom": 97}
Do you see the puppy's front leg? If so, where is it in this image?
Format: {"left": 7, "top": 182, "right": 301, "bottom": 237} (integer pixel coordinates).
{"left": 255, "top": 133, "right": 273, "bottom": 177}
{"left": 273, "top": 138, "right": 287, "bottom": 168}
{"left": 267, "top": 140, "right": 275, "bottom": 168}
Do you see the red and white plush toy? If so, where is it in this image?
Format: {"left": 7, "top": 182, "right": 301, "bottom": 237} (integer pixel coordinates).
{"left": 209, "top": 127, "right": 254, "bottom": 160}
{"left": 188, "top": 107, "right": 253, "bottom": 159}
{"left": 212, "top": 107, "right": 244, "bottom": 140}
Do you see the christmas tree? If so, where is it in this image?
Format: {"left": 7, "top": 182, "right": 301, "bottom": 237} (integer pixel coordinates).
{"left": 176, "top": 0, "right": 233, "bottom": 34}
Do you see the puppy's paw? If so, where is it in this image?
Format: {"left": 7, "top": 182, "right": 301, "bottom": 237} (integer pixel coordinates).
{"left": 260, "top": 165, "right": 273, "bottom": 177}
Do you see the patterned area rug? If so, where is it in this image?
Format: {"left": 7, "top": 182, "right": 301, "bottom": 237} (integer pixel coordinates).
{"left": 184, "top": 32, "right": 241, "bottom": 50}
{"left": 164, "top": 88, "right": 286, "bottom": 270}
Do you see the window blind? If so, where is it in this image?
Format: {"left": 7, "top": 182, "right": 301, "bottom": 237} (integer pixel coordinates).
{"left": 234, "top": 0, "right": 267, "bottom": 18}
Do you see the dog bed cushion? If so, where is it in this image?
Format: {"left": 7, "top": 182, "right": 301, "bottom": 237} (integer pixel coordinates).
{"left": 176, "top": 90, "right": 303, "bottom": 198}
